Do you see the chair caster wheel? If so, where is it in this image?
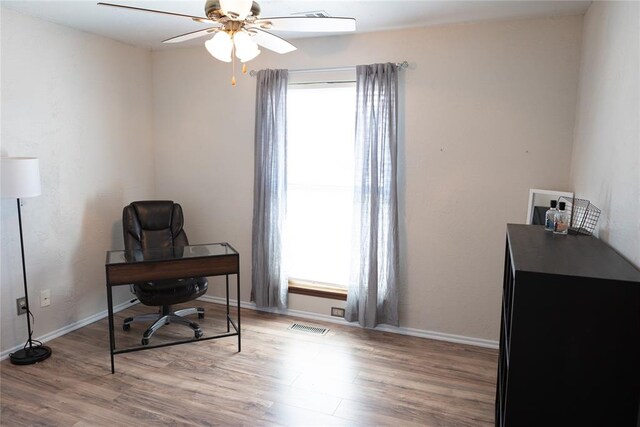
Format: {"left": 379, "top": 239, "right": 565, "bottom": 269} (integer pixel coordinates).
{"left": 141, "top": 338, "right": 149, "bottom": 346}
{"left": 195, "top": 330, "right": 203, "bottom": 339}
{"left": 123, "top": 323, "right": 131, "bottom": 331}
{"left": 198, "top": 312, "right": 205, "bottom": 319}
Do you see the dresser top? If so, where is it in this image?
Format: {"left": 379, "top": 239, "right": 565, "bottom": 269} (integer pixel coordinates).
{"left": 506, "top": 224, "right": 640, "bottom": 282}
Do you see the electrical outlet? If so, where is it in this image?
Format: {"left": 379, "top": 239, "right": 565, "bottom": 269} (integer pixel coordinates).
{"left": 16, "top": 297, "right": 27, "bottom": 316}
{"left": 331, "top": 307, "right": 345, "bottom": 318}
{"left": 40, "top": 289, "right": 51, "bottom": 307}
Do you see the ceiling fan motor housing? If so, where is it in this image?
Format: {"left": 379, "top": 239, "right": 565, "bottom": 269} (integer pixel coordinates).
{"left": 205, "top": 0, "right": 261, "bottom": 20}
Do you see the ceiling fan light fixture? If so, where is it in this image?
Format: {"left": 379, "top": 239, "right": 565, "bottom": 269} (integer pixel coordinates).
{"left": 237, "top": 46, "right": 261, "bottom": 62}
{"left": 220, "top": 0, "right": 253, "bottom": 20}
{"left": 234, "top": 31, "right": 260, "bottom": 62}
{"left": 205, "top": 31, "right": 233, "bottom": 62}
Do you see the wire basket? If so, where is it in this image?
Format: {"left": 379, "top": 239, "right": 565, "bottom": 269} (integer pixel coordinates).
{"left": 558, "top": 197, "right": 601, "bottom": 236}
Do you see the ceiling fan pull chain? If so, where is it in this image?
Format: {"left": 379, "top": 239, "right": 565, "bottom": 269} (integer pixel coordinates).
{"left": 231, "top": 40, "right": 237, "bottom": 86}
{"left": 242, "top": 63, "right": 247, "bottom": 74}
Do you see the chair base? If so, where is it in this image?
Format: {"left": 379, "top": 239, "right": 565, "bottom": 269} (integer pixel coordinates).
{"left": 123, "top": 307, "right": 205, "bottom": 345}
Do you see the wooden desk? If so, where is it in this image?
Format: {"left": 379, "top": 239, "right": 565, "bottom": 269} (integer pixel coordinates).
{"left": 105, "top": 243, "right": 240, "bottom": 373}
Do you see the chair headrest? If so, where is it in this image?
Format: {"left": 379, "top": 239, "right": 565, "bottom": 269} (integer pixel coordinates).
{"left": 130, "top": 200, "right": 178, "bottom": 231}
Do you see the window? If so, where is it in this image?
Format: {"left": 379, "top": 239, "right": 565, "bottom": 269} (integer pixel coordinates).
{"left": 284, "top": 81, "right": 356, "bottom": 291}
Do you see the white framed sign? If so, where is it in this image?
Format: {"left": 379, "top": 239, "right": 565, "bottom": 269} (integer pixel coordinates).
{"left": 526, "top": 188, "right": 574, "bottom": 225}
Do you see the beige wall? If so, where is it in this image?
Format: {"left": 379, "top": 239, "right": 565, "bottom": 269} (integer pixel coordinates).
{"left": 0, "top": 10, "right": 588, "bottom": 353}
{"left": 570, "top": 1, "right": 640, "bottom": 268}
{"left": 0, "top": 9, "right": 155, "bottom": 353}
{"left": 152, "top": 15, "right": 583, "bottom": 341}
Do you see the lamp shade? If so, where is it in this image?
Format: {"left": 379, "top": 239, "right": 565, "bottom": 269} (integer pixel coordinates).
{"left": 220, "top": 0, "right": 253, "bottom": 20}
{"left": 205, "top": 31, "right": 233, "bottom": 62}
{"left": 1, "top": 157, "right": 41, "bottom": 198}
{"left": 234, "top": 31, "right": 261, "bottom": 62}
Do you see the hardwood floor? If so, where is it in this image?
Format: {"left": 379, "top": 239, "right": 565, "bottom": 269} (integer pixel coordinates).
{"left": 0, "top": 302, "right": 497, "bottom": 426}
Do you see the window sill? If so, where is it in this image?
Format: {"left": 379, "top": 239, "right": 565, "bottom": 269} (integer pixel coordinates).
{"left": 288, "top": 280, "right": 348, "bottom": 301}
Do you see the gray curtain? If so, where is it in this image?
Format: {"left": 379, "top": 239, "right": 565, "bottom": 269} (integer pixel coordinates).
{"left": 345, "top": 63, "right": 399, "bottom": 328}
{"left": 251, "top": 69, "right": 288, "bottom": 309}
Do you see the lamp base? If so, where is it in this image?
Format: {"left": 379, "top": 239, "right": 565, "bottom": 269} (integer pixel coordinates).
{"left": 9, "top": 345, "right": 52, "bottom": 365}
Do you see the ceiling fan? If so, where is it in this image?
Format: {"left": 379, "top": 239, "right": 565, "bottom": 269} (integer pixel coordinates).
{"left": 98, "top": 0, "right": 356, "bottom": 85}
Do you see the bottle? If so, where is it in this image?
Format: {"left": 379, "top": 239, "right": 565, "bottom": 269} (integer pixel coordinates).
{"left": 545, "top": 200, "right": 558, "bottom": 231}
{"left": 553, "top": 201, "right": 569, "bottom": 235}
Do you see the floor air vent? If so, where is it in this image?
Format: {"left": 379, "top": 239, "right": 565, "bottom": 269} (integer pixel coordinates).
{"left": 288, "top": 323, "right": 329, "bottom": 335}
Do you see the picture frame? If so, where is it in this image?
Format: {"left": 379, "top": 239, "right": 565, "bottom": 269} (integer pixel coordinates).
{"left": 526, "top": 188, "right": 574, "bottom": 225}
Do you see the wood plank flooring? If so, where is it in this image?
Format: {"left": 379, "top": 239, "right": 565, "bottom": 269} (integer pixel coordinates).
{"left": 0, "top": 302, "right": 497, "bottom": 426}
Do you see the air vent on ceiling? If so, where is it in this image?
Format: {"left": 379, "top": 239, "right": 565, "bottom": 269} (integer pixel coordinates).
{"left": 288, "top": 323, "right": 329, "bottom": 335}
{"left": 292, "top": 10, "right": 330, "bottom": 18}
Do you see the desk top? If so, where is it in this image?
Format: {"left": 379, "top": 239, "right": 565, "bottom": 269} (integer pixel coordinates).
{"left": 106, "top": 243, "right": 238, "bottom": 265}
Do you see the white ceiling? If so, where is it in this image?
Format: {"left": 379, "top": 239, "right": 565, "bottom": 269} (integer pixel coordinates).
{"left": 2, "top": 0, "right": 591, "bottom": 50}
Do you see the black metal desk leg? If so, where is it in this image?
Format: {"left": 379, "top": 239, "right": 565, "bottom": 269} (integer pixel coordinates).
{"left": 237, "top": 270, "right": 241, "bottom": 352}
{"left": 226, "top": 274, "right": 230, "bottom": 333}
{"left": 106, "top": 283, "right": 116, "bottom": 374}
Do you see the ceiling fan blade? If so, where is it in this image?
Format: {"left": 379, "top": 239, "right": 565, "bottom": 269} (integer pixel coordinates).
{"left": 97, "top": 2, "right": 210, "bottom": 23}
{"left": 250, "top": 28, "right": 297, "bottom": 54}
{"left": 163, "top": 26, "right": 221, "bottom": 44}
{"left": 254, "top": 17, "right": 356, "bottom": 33}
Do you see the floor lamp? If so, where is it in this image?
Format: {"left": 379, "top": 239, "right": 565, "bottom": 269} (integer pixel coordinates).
{"left": 1, "top": 157, "right": 52, "bottom": 365}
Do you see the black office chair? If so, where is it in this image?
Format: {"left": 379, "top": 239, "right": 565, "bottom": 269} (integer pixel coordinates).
{"left": 122, "top": 200, "right": 208, "bottom": 345}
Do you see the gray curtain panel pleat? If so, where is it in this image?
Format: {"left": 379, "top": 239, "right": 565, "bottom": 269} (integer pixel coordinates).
{"left": 345, "top": 63, "right": 400, "bottom": 328}
{"left": 251, "top": 69, "right": 289, "bottom": 309}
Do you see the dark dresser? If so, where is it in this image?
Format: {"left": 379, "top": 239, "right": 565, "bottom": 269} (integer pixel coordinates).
{"left": 496, "top": 224, "right": 640, "bottom": 426}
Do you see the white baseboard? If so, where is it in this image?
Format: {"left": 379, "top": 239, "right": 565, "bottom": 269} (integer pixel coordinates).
{"left": 198, "top": 295, "right": 499, "bottom": 349}
{"left": 0, "top": 299, "right": 138, "bottom": 361}
{"left": 1, "top": 296, "right": 497, "bottom": 361}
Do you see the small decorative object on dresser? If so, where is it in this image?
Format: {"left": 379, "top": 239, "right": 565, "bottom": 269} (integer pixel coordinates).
{"left": 557, "top": 196, "right": 601, "bottom": 236}
{"left": 526, "top": 188, "right": 573, "bottom": 225}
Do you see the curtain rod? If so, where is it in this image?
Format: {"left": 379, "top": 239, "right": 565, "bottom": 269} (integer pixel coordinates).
{"left": 249, "top": 61, "right": 408, "bottom": 77}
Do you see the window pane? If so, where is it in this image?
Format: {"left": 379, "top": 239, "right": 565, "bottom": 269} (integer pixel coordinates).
{"left": 285, "top": 84, "right": 356, "bottom": 287}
